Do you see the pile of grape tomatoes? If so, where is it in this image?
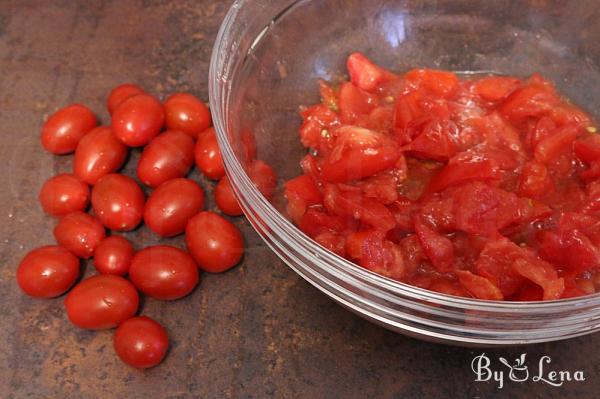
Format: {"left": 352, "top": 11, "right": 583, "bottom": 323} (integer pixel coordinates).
{"left": 18, "top": 84, "right": 276, "bottom": 368}
{"left": 284, "top": 52, "right": 600, "bottom": 301}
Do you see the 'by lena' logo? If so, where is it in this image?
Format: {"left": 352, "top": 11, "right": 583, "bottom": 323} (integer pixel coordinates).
{"left": 471, "top": 353, "right": 586, "bottom": 389}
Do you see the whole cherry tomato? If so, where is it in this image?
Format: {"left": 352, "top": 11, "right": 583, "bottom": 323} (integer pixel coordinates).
{"left": 128, "top": 245, "right": 199, "bottom": 300}
{"left": 53, "top": 211, "right": 106, "bottom": 259}
{"left": 39, "top": 173, "right": 89, "bottom": 217}
{"left": 17, "top": 246, "right": 79, "bottom": 298}
{"left": 214, "top": 176, "right": 243, "bottom": 216}
{"left": 107, "top": 83, "right": 145, "bottom": 115}
{"left": 137, "top": 130, "right": 195, "bottom": 188}
{"left": 163, "top": 92, "right": 211, "bottom": 139}
{"left": 248, "top": 159, "right": 277, "bottom": 200}
{"left": 114, "top": 316, "right": 168, "bottom": 369}
{"left": 143, "top": 178, "right": 204, "bottom": 237}
{"left": 185, "top": 211, "right": 244, "bottom": 273}
{"left": 91, "top": 174, "right": 145, "bottom": 231}
{"left": 41, "top": 104, "right": 97, "bottom": 154}
{"left": 73, "top": 126, "right": 128, "bottom": 185}
{"left": 93, "top": 236, "right": 134, "bottom": 276}
{"left": 112, "top": 93, "right": 165, "bottom": 147}
{"left": 65, "top": 275, "right": 139, "bottom": 330}
{"left": 194, "top": 127, "right": 225, "bottom": 180}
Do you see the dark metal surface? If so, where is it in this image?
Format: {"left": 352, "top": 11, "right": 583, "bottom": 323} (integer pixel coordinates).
{"left": 0, "top": 1, "right": 598, "bottom": 398}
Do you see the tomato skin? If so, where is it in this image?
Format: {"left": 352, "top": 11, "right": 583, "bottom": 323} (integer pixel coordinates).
{"left": 107, "top": 84, "right": 145, "bottom": 115}
{"left": 248, "top": 159, "right": 277, "bottom": 200}
{"left": 91, "top": 174, "right": 145, "bottom": 231}
{"left": 65, "top": 275, "right": 139, "bottom": 330}
{"left": 164, "top": 93, "right": 211, "bottom": 139}
{"left": 73, "top": 126, "right": 128, "bottom": 185}
{"left": 143, "top": 178, "right": 205, "bottom": 237}
{"left": 112, "top": 93, "right": 165, "bottom": 147}
{"left": 39, "top": 173, "right": 89, "bottom": 217}
{"left": 114, "top": 316, "right": 168, "bottom": 369}
{"left": 41, "top": 104, "right": 97, "bottom": 154}
{"left": 194, "top": 127, "right": 225, "bottom": 180}
{"left": 17, "top": 246, "right": 80, "bottom": 298}
{"left": 129, "top": 245, "right": 199, "bottom": 300}
{"left": 53, "top": 211, "right": 106, "bottom": 259}
{"left": 137, "top": 130, "right": 195, "bottom": 188}
{"left": 185, "top": 211, "right": 244, "bottom": 273}
{"left": 93, "top": 236, "right": 134, "bottom": 276}
{"left": 215, "top": 176, "right": 243, "bottom": 216}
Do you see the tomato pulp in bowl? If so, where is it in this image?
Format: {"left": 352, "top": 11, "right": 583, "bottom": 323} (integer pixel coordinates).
{"left": 210, "top": 0, "right": 600, "bottom": 345}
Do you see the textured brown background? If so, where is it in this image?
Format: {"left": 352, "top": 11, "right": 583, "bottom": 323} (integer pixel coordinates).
{"left": 1, "top": 1, "right": 599, "bottom": 398}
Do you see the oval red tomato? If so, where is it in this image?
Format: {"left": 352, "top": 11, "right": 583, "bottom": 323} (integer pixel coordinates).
{"left": 214, "top": 176, "right": 243, "bottom": 216}
{"left": 137, "top": 130, "right": 195, "bottom": 188}
{"left": 112, "top": 93, "right": 165, "bottom": 147}
{"left": 194, "top": 127, "right": 225, "bottom": 180}
{"left": 185, "top": 211, "right": 244, "bottom": 273}
{"left": 107, "top": 83, "right": 145, "bottom": 115}
{"left": 248, "top": 159, "right": 277, "bottom": 200}
{"left": 163, "top": 92, "right": 211, "bottom": 139}
{"left": 114, "top": 316, "right": 168, "bottom": 369}
{"left": 93, "top": 235, "right": 134, "bottom": 276}
{"left": 53, "top": 211, "right": 106, "bottom": 259}
{"left": 39, "top": 173, "right": 89, "bottom": 217}
{"left": 128, "top": 245, "right": 199, "bottom": 300}
{"left": 143, "top": 178, "right": 204, "bottom": 237}
{"left": 91, "top": 174, "right": 145, "bottom": 231}
{"left": 41, "top": 104, "right": 97, "bottom": 154}
{"left": 73, "top": 126, "right": 128, "bottom": 185}
{"left": 64, "top": 275, "right": 139, "bottom": 330}
{"left": 17, "top": 246, "right": 80, "bottom": 298}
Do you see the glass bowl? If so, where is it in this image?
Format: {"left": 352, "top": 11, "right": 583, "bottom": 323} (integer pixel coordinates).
{"left": 209, "top": 0, "right": 600, "bottom": 346}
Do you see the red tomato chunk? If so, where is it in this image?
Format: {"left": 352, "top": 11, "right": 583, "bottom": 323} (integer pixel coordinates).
{"left": 284, "top": 52, "right": 600, "bottom": 301}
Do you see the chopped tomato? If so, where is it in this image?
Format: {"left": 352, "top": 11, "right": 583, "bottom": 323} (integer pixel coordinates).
{"left": 345, "top": 229, "right": 405, "bottom": 279}
{"left": 473, "top": 76, "right": 520, "bottom": 101}
{"left": 512, "top": 258, "right": 564, "bottom": 300}
{"left": 405, "top": 69, "right": 459, "bottom": 98}
{"left": 424, "top": 153, "right": 500, "bottom": 195}
{"left": 414, "top": 216, "right": 455, "bottom": 272}
{"left": 456, "top": 270, "right": 504, "bottom": 300}
{"left": 284, "top": 175, "right": 323, "bottom": 223}
{"left": 404, "top": 119, "right": 459, "bottom": 161}
{"left": 338, "top": 82, "right": 378, "bottom": 124}
{"left": 574, "top": 134, "right": 600, "bottom": 164}
{"left": 518, "top": 161, "right": 554, "bottom": 198}
{"left": 285, "top": 61, "right": 600, "bottom": 301}
{"left": 299, "top": 104, "right": 340, "bottom": 151}
{"left": 321, "top": 126, "right": 401, "bottom": 182}
{"left": 500, "top": 85, "right": 559, "bottom": 124}
{"left": 346, "top": 52, "right": 394, "bottom": 92}
{"left": 323, "top": 184, "right": 395, "bottom": 231}
{"left": 534, "top": 123, "right": 580, "bottom": 163}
